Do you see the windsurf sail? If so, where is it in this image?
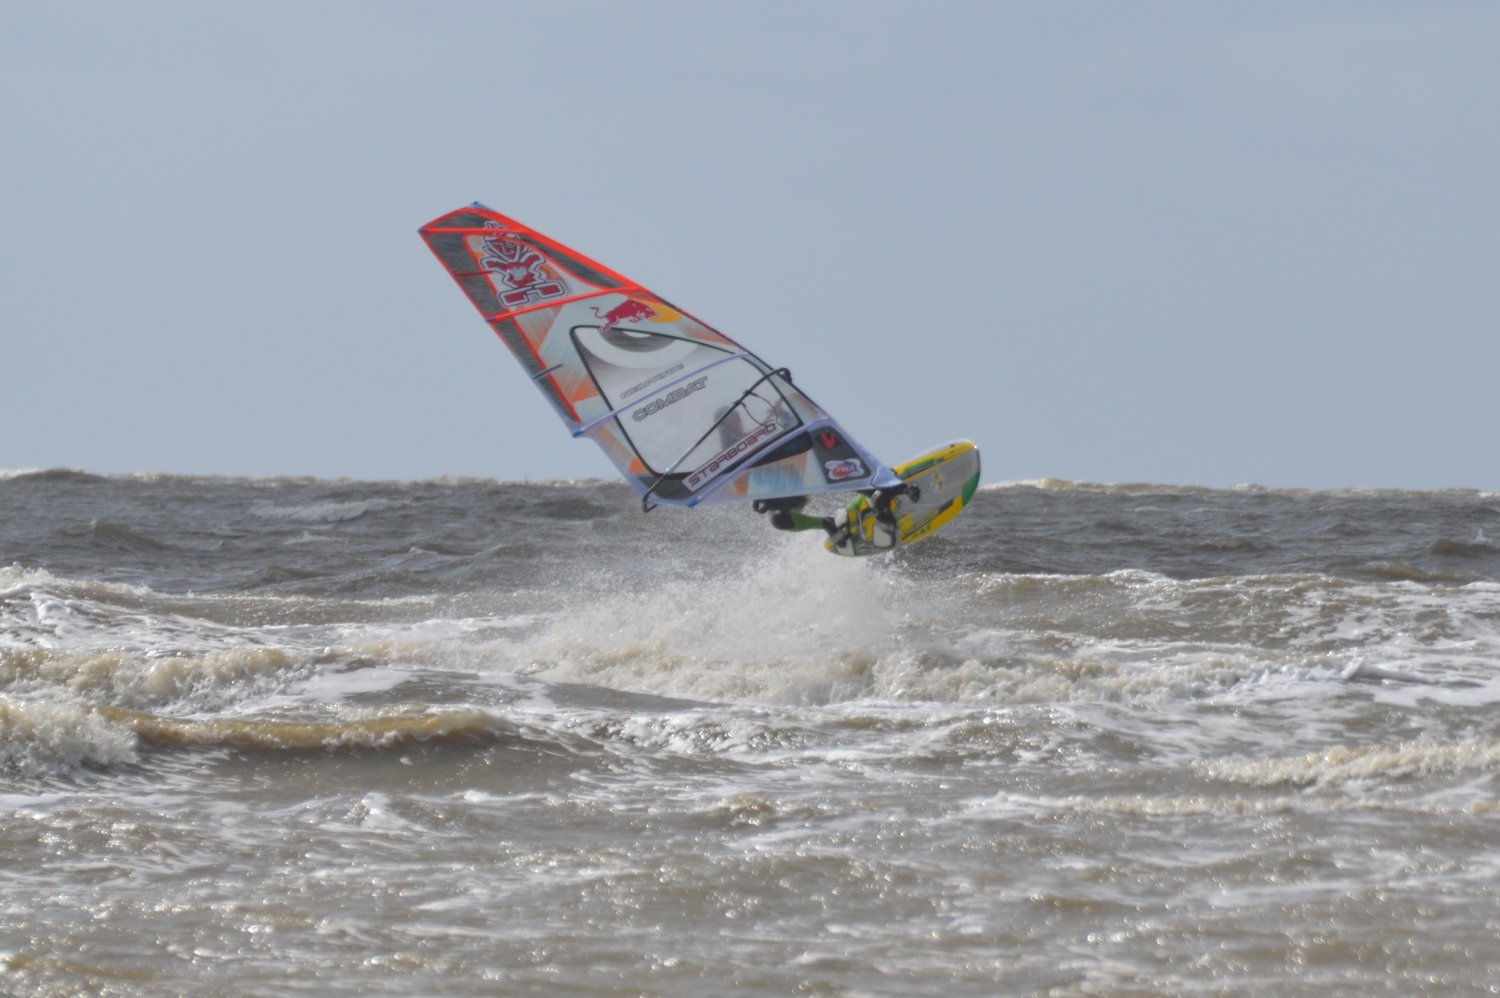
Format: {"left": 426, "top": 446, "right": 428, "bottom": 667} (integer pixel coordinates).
{"left": 419, "top": 204, "right": 896, "bottom": 508}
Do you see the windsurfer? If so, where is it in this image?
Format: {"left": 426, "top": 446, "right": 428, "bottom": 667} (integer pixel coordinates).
{"left": 753, "top": 496, "right": 835, "bottom": 534}
{"left": 754, "top": 485, "right": 911, "bottom": 540}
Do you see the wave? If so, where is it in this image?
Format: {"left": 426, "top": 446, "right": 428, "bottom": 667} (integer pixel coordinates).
{"left": 0, "top": 468, "right": 625, "bottom": 489}
{"left": 1, "top": 646, "right": 304, "bottom": 709}
{"left": 249, "top": 498, "right": 407, "bottom": 524}
{"left": 1196, "top": 737, "right": 1500, "bottom": 788}
{"left": 499, "top": 557, "right": 1338, "bottom": 709}
{"left": 983, "top": 479, "right": 1500, "bottom": 500}
{"left": 5, "top": 466, "right": 1495, "bottom": 501}
{"left": 97, "top": 705, "right": 518, "bottom": 752}
{"left": 0, "top": 697, "right": 559, "bottom": 774}
{"left": 1429, "top": 536, "right": 1500, "bottom": 559}
{"left": 983, "top": 791, "right": 1497, "bottom": 820}
{"left": 987, "top": 479, "right": 1221, "bottom": 495}
{"left": 1349, "top": 560, "right": 1486, "bottom": 585}
{"left": 0, "top": 695, "right": 138, "bottom": 773}
{"left": 0, "top": 468, "right": 110, "bottom": 483}
{"left": 64, "top": 519, "right": 175, "bottom": 554}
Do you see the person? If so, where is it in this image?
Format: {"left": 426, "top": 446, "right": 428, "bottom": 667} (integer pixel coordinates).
{"left": 752, "top": 495, "right": 834, "bottom": 534}
{"left": 754, "top": 484, "right": 913, "bottom": 542}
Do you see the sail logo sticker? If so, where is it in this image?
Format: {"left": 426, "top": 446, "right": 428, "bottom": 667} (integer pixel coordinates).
{"left": 475, "top": 222, "right": 566, "bottom": 308}
{"left": 619, "top": 363, "right": 685, "bottom": 401}
{"left": 593, "top": 299, "right": 657, "bottom": 335}
{"left": 632, "top": 376, "right": 708, "bottom": 422}
{"left": 685, "top": 421, "right": 781, "bottom": 492}
{"left": 824, "top": 458, "right": 866, "bottom": 482}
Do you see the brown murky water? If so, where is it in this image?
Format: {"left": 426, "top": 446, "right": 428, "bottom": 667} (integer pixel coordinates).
{"left": 4, "top": 472, "right": 1500, "bottom": 995}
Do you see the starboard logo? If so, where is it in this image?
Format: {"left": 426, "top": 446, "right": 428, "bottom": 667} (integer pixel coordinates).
{"left": 632, "top": 376, "right": 708, "bottom": 422}
{"left": 475, "top": 221, "right": 566, "bottom": 308}
{"left": 824, "top": 458, "right": 865, "bottom": 482}
{"left": 685, "top": 421, "right": 781, "bottom": 492}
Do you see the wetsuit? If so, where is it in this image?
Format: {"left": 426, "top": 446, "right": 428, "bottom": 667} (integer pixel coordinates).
{"left": 754, "top": 497, "right": 835, "bottom": 535}
{"left": 756, "top": 485, "right": 910, "bottom": 539}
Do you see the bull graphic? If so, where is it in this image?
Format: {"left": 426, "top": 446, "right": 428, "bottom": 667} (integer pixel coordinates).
{"left": 592, "top": 299, "right": 658, "bottom": 335}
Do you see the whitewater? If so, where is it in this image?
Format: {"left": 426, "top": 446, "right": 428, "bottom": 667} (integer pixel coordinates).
{"left": 4, "top": 470, "right": 1500, "bottom": 995}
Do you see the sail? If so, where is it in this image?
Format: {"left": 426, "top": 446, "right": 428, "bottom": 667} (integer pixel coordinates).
{"left": 419, "top": 204, "right": 894, "bottom": 507}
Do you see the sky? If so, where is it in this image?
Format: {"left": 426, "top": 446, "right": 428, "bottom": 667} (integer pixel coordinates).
{"left": 5, "top": 1, "right": 1498, "bottom": 490}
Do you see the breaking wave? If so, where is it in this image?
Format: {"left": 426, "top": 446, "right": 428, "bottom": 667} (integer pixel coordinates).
{"left": 1198, "top": 737, "right": 1500, "bottom": 789}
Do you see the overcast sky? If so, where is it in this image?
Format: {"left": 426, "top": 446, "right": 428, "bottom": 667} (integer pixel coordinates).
{"left": 6, "top": 2, "right": 1497, "bottom": 489}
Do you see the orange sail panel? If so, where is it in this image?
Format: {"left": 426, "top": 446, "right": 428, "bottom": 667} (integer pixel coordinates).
{"left": 419, "top": 203, "right": 891, "bottom": 507}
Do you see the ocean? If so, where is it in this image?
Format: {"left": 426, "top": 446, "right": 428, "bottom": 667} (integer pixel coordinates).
{"left": 3, "top": 469, "right": 1500, "bottom": 996}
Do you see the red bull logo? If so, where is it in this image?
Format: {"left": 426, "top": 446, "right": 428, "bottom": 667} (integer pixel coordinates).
{"left": 825, "top": 458, "right": 865, "bottom": 482}
{"left": 475, "top": 222, "right": 566, "bottom": 308}
{"left": 592, "top": 299, "right": 658, "bottom": 335}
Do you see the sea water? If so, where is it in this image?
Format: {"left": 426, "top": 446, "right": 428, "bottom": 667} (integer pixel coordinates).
{"left": 3, "top": 470, "right": 1500, "bottom": 995}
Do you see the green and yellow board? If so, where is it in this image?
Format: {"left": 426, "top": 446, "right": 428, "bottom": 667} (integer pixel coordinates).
{"left": 826, "top": 440, "right": 981, "bottom": 557}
